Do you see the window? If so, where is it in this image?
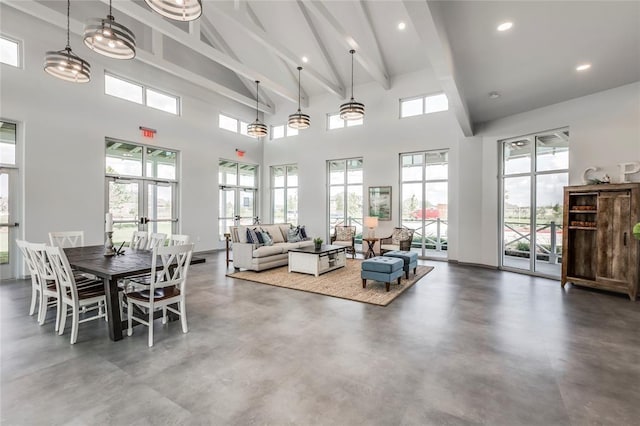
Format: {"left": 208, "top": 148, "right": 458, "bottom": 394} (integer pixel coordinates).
{"left": 270, "top": 124, "right": 298, "bottom": 140}
{"left": 400, "top": 93, "right": 448, "bottom": 118}
{"left": 0, "top": 122, "right": 17, "bottom": 166}
{"left": 218, "top": 160, "right": 259, "bottom": 239}
{"left": 105, "top": 139, "right": 179, "bottom": 245}
{"left": 327, "top": 113, "right": 363, "bottom": 130}
{"left": 271, "top": 165, "right": 298, "bottom": 225}
{"left": 327, "top": 158, "right": 363, "bottom": 240}
{"left": 0, "top": 36, "right": 19, "bottom": 67}
{"left": 104, "top": 73, "right": 180, "bottom": 115}
{"left": 219, "top": 113, "right": 255, "bottom": 139}
{"left": 500, "top": 129, "right": 569, "bottom": 278}
{"left": 400, "top": 150, "right": 449, "bottom": 259}
{"left": 0, "top": 121, "right": 18, "bottom": 271}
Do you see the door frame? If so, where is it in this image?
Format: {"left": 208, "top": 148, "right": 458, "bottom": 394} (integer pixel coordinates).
{"left": 0, "top": 118, "right": 23, "bottom": 279}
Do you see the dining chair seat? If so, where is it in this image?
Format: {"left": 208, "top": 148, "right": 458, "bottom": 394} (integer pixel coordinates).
{"left": 127, "top": 286, "right": 180, "bottom": 302}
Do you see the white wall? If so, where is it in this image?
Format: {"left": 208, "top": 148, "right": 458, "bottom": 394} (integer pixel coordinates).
{"left": 263, "top": 69, "right": 464, "bottom": 259}
{"left": 1, "top": 6, "right": 263, "bottom": 253}
{"left": 461, "top": 82, "right": 640, "bottom": 266}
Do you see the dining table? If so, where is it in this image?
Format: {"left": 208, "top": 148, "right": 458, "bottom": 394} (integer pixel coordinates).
{"left": 64, "top": 245, "right": 205, "bottom": 341}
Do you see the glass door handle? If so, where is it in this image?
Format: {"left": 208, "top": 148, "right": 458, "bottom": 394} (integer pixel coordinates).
{"left": 0, "top": 222, "right": 19, "bottom": 227}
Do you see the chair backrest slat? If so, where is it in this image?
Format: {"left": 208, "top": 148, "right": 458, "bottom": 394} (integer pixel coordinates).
{"left": 130, "top": 231, "right": 148, "bottom": 250}
{"left": 147, "top": 233, "right": 167, "bottom": 250}
{"left": 45, "top": 246, "right": 78, "bottom": 304}
{"left": 150, "top": 244, "right": 194, "bottom": 294}
{"left": 49, "top": 231, "right": 84, "bottom": 248}
{"left": 16, "top": 240, "right": 38, "bottom": 276}
{"left": 169, "top": 234, "right": 190, "bottom": 246}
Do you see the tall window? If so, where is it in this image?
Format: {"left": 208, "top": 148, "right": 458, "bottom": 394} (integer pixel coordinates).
{"left": 218, "top": 160, "right": 258, "bottom": 239}
{"left": 1, "top": 121, "right": 18, "bottom": 276}
{"left": 400, "top": 150, "right": 449, "bottom": 258}
{"left": 105, "top": 140, "right": 179, "bottom": 245}
{"left": 327, "top": 158, "right": 363, "bottom": 238}
{"left": 271, "top": 165, "right": 298, "bottom": 225}
{"left": 500, "top": 129, "right": 569, "bottom": 277}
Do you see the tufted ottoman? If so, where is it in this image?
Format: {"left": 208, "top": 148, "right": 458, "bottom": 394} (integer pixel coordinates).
{"left": 361, "top": 256, "right": 404, "bottom": 292}
{"left": 383, "top": 250, "right": 418, "bottom": 279}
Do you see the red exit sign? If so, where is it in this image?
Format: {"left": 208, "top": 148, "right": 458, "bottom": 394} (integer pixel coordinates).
{"left": 139, "top": 126, "right": 157, "bottom": 138}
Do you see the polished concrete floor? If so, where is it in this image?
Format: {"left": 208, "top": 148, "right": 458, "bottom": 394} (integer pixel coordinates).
{"left": 1, "top": 252, "right": 639, "bottom": 425}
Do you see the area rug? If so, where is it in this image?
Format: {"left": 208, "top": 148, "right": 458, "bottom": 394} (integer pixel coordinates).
{"left": 226, "top": 259, "right": 434, "bottom": 306}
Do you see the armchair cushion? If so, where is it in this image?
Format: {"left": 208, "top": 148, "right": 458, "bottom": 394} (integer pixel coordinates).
{"left": 391, "top": 228, "right": 413, "bottom": 245}
{"left": 335, "top": 226, "right": 354, "bottom": 241}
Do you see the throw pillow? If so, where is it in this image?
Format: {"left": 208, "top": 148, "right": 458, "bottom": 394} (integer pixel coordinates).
{"left": 246, "top": 228, "right": 263, "bottom": 246}
{"left": 298, "top": 225, "right": 308, "bottom": 240}
{"left": 253, "top": 228, "right": 265, "bottom": 244}
{"left": 391, "top": 228, "right": 411, "bottom": 245}
{"left": 287, "top": 227, "right": 302, "bottom": 243}
{"left": 261, "top": 231, "right": 273, "bottom": 246}
{"left": 335, "top": 227, "right": 353, "bottom": 241}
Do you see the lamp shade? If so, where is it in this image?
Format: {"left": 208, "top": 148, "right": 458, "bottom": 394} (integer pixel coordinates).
{"left": 83, "top": 15, "right": 136, "bottom": 59}
{"left": 364, "top": 216, "right": 379, "bottom": 228}
{"left": 144, "top": 0, "right": 202, "bottom": 21}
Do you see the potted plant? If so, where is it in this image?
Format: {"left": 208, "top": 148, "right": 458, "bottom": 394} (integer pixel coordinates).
{"left": 313, "top": 237, "right": 323, "bottom": 251}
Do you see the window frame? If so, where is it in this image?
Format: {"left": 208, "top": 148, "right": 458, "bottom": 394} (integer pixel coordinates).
{"left": 270, "top": 164, "right": 298, "bottom": 225}
{"left": 219, "top": 113, "right": 255, "bottom": 139}
{"left": 326, "top": 113, "right": 364, "bottom": 130}
{"left": 104, "top": 71, "right": 181, "bottom": 116}
{"left": 0, "top": 34, "right": 21, "bottom": 68}
{"left": 399, "top": 92, "right": 449, "bottom": 119}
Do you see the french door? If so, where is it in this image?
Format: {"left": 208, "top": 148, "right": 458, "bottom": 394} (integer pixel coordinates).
{"left": 106, "top": 177, "right": 178, "bottom": 245}
{"left": 218, "top": 160, "right": 258, "bottom": 239}
{"left": 0, "top": 168, "right": 19, "bottom": 278}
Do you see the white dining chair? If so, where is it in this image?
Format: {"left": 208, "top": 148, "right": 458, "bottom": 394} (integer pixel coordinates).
{"left": 147, "top": 233, "right": 167, "bottom": 250}
{"left": 127, "top": 243, "right": 194, "bottom": 347}
{"left": 27, "top": 243, "right": 63, "bottom": 329}
{"left": 16, "top": 240, "right": 41, "bottom": 317}
{"left": 48, "top": 231, "right": 85, "bottom": 248}
{"left": 130, "top": 231, "right": 148, "bottom": 250}
{"left": 45, "top": 245, "right": 107, "bottom": 345}
{"left": 169, "top": 234, "right": 190, "bottom": 246}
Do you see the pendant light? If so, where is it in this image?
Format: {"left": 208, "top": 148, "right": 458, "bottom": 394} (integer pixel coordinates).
{"left": 247, "top": 81, "right": 268, "bottom": 138}
{"left": 44, "top": 0, "right": 91, "bottom": 83}
{"left": 84, "top": 0, "right": 136, "bottom": 60}
{"left": 339, "top": 49, "right": 365, "bottom": 121}
{"left": 144, "top": 0, "right": 202, "bottom": 22}
{"left": 288, "top": 66, "right": 310, "bottom": 130}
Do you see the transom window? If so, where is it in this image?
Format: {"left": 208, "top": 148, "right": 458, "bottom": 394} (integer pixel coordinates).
{"left": 327, "top": 113, "right": 363, "bottom": 130}
{"left": 271, "top": 124, "right": 298, "bottom": 140}
{"left": 400, "top": 93, "right": 448, "bottom": 118}
{"left": 271, "top": 165, "right": 298, "bottom": 225}
{"left": 0, "top": 36, "right": 20, "bottom": 68}
{"left": 104, "top": 73, "right": 180, "bottom": 115}
{"left": 106, "top": 140, "right": 177, "bottom": 180}
{"left": 219, "top": 114, "right": 256, "bottom": 139}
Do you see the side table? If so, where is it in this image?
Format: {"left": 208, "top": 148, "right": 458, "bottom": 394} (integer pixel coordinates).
{"left": 362, "top": 237, "right": 379, "bottom": 259}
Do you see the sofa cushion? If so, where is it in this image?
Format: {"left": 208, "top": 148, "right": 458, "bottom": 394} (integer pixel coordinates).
{"left": 278, "top": 225, "right": 291, "bottom": 241}
{"left": 298, "top": 239, "right": 314, "bottom": 248}
{"left": 262, "top": 225, "right": 285, "bottom": 243}
{"left": 237, "top": 226, "right": 249, "bottom": 243}
{"left": 279, "top": 242, "right": 302, "bottom": 251}
{"left": 252, "top": 245, "right": 285, "bottom": 257}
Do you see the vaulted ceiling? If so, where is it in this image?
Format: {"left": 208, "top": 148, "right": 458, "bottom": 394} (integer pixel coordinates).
{"left": 5, "top": 1, "right": 640, "bottom": 134}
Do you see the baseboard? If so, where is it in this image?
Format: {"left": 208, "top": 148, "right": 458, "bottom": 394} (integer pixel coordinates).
{"left": 447, "top": 259, "right": 499, "bottom": 270}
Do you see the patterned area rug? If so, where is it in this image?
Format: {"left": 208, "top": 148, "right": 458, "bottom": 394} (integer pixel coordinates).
{"left": 226, "top": 259, "right": 434, "bottom": 306}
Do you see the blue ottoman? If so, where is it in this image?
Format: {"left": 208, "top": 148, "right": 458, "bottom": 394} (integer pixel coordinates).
{"left": 361, "top": 256, "right": 404, "bottom": 292}
{"left": 383, "top": 250, "right": 418, "bottom": 279}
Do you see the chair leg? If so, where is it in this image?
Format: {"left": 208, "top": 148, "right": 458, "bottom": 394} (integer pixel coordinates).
{"left": 148, "top": 308, "right": 154, "bottom": 347}
{"left": 180, "top": 301, "right": 188, "bottom": 333}
{"left": 58, "top": 303, "right": 67, "bottom": 335}
{"left": 38, "top": 295, "right": 48, "bottom": 325}
{"left": 70, "top": 306, "right": 79, "bottom": 344}
{"left": 29, "top": 287, "right": 38, "bottom": 316}
{"left": 54, "top": 298, "right": 61, "bottom": 332}
{"left": 127, "top": 300, "right": 133, "bottom": 337}
{"left": 162, "top": 307, "right": 167, "bottom": 325}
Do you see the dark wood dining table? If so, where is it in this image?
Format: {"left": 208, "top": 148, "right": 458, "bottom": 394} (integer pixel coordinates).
{"left": 64, "top": 245, "right": 205, "bottom": 342}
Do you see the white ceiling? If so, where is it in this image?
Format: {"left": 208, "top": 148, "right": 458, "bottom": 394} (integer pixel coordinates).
{"left": 14, "top": 1, "right": 640, "bottom": 132}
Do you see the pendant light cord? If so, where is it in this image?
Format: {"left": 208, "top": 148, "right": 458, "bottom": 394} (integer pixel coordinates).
{"left": 350, "top": 50, "right": 355, "bottom": 100}
{"left": 65, "top": 0, "right": 71, "bottom": 49}
{"left": 255, "top": 81, "right": 260, "bottom": 120}
{"left": 297, "top": 67, "right": 302, "bottom": 112}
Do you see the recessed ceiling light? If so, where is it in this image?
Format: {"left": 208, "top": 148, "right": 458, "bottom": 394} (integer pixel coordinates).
{"left": 398, "top": 22, "right": 406, "bottom": 31}
{"left": 497, "top": 22, "right": 513, "bottom": 32}
{"left": 489, "top": 91, "right": 501, "bottom": 99}
{"left": 302, "top": 56, "right": 309, "bottom": 63}
{"left": 576, "top": 63, "right": 591, "bottom": 72}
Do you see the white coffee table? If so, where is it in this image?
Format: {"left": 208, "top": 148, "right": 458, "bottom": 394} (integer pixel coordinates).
{"left": 288, "top": 245, "right": 347, "bottom": 277}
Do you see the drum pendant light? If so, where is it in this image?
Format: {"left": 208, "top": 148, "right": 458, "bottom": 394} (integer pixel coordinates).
{"left": 84, "top": 0, "right": 136, "bottom": 60}
{"left": 247, "top": 81, "right": 268, "bottom": 138}
{"left": 44, "top": 0, "right": 91, "bottom": 83}
{"left": 288, "top": 67, "right": 310, "bottom": 130}
{"left": 144, "top": 0, "right": 203, "bottom": 22}
{"left": 339, "top": 49, "right": 364, "bottom": 120}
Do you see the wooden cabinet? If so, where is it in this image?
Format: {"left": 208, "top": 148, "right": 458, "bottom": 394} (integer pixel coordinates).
{"left": 562, "top": 183, "right": 640, "bottom": 300}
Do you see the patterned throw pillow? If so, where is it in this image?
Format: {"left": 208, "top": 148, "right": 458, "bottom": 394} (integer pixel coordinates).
{"left": 298, "top": 225, "right": 308, "bottom": 240}
{"left": 391, "top": 228, "right": 411, "bottom": 245}
{"left": 287, "top": 227, "right": 302, "bottom": 243}
{"left": 246, "top": 228, "right": 263, "bottom": 246}
{"left": 261, "top": 231, "right": 273, "bottom": 246}
{"left": 335, "top": 227, "right": 353, "bottom": 241}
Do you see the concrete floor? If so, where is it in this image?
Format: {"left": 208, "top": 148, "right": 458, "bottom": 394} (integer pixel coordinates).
{"left": 1, "top": 252, "right": 639, "bottom": 425}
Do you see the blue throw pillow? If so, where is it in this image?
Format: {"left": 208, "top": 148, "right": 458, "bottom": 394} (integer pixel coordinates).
{"left": 261, "top": 231, "right": 273, "bottom": 246}
{"left": 287, "top": 227, "right": 302, "bottom": 243}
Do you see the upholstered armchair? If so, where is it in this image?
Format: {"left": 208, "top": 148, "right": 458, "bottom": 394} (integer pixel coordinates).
{"left": 330, "top": 225, "right": 356, "bottom": 258}
{"left": 380, "top": 227, "right": 415, "bottom": 255}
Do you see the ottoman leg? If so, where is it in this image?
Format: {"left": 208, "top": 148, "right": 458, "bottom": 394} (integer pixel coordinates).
{"left": 414, "top": 267, "right": 417, "bottom": 275}
{"left": 362, "top": 279, "right": 367, "bottom": 289}
{"left": 397, "top": 277, "right": 401, "bottom": 285}
{"left": 386, "top": 282, "right": 390, "bottom": 292}
{"left": 405, "top": 270, "right": 409, "bottom": 279}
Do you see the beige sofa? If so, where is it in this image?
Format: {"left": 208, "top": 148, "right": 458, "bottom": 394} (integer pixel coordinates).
{"left": 231, "top": 224, "right": 314, "bottom": 271}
